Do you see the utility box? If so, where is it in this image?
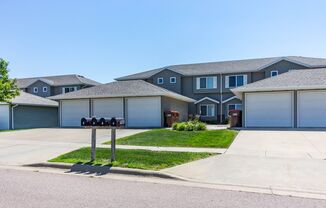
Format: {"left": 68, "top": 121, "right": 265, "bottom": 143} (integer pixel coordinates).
{"left": 164, "top": 111, "right": 179, "bottom": 127}
{"left": 229, "top": 110, "right": 242, "bottom": 127}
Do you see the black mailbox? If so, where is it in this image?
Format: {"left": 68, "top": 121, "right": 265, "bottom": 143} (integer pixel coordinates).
{"left": 98, "top": 118, "right": 107, "bottom": 126}
{"left": 91, "top": 117, "right": 99, "bottom": 126}
{"left": 110, "top": 117, "right": 117, "bottom": 127}
{"left": 81, "top": 117, "right": 92, "bottom": 126}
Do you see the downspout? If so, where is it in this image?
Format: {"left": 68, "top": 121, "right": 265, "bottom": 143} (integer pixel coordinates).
{"left": 219, "top": 73, "right": 223, "bottom": 123}
{"left": 11, "top": 104, "right": 19, "bottom": 130}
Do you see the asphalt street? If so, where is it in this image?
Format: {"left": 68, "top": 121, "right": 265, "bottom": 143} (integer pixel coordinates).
{"left": 0, "top": 168, "right": 325, "bottom": 208}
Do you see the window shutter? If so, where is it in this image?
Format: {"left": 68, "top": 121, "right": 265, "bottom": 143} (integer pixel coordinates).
{"left": 243, "top": 75, "right": 248, "bottom": 85}
{"left": 196, "top": 78, "right": 200, "bottom": 89}
{"left": 74, "top": 86, "right": 78, "bottom": 91}
{"left": 213, "top": 77, "right": 217, "bottom": 88}
{"left": 62, "top": 87, "right": 65, "bottom": 94}
{"left": 225, "top": 76, "right": 229, "bottom": 88}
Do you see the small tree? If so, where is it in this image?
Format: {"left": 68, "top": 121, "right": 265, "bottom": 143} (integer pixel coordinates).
{"left": 0, "top": 58, "right": 20, "bottom": 102}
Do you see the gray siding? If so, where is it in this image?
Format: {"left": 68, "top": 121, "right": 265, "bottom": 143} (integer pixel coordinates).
{"left": 150, "top": 69, "right": 182, "bottom": 94}
{"left": 26, "top": 80, "right": 51, "bottom": 97}
{"left": 161, "top": 96, "right": 188, "bottom": 122}
{"left": 13, "top": 105, "right": 58, "bottom": 129}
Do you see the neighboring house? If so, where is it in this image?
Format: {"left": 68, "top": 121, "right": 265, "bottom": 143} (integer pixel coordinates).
{"left": 0, "top": 91, "right": 58, "bottom": 130}
{"left": 231, "top": 68, "right": 326, "bottom": 128}
{"left": 116, "top": 56, "right": 326, "bottom": 123}
{"left": 16, "top": 74, "right": 101, "bottom": 98}
{"left": 49, "top": 80, "right": 194, "bottom": 128}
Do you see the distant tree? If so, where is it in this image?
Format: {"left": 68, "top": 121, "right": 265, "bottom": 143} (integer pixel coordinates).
{"left": 0, "top": 58, "right": 20, "bottom": 102}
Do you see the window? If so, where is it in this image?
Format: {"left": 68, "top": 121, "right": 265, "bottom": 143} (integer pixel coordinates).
{"left": 228, "top": 104, "right": 242, "bottom": 113}
{"left": 63, "top": 87, "right": 77, "bottom": 94}
{"left": 170, "top": 77, "right": 176, "bottom": 84}
{"left": 200, "top": 104, "right": 215, "bottom": 117}
{"left": 33, "top": 87, "right": 38, "bottom": 93}
{"left": 226, "top": 75, "right": 246, "bottom": 88}
{"left": 197, "top": 77, "right": 217, "bottom": 89}
{"left": 271, "top": 70, "right": 278, "bottom": 77}
{"left": 157, "top": 77, "right": 164, "bottom": 84}
{"left": 43, "top": 86, "right": 48, "bottom": 92}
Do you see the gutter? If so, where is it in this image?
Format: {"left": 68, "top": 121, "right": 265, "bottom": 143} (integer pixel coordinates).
{"left": 11, "top": 104, "right": 19, "bottom": 130}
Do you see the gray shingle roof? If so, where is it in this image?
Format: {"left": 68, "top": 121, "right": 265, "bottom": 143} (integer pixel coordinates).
{"left": 231, "top": 68, "right": 326, "bottom": 99}
{"left": 116, "top": 56, "right": 326, "bottom": 81}
{"left": 17, "top": 74, "right": 101, "bottom": 88}
{"left": 48, "top": 80, "right": 195, "bottom": 102}
{"left": 11, "top": 91, "right": 58, "bottom": 107}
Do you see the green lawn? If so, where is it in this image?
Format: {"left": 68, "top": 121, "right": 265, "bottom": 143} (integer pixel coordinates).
{"left": 104, "top": 129, "right": 238, "bottom": 148}
{"left": 49, "top": 147, "right": 215, "bottom": 170}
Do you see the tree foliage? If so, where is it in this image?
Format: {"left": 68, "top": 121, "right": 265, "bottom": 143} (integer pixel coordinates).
{"left": 0, "top": 58, "right": 20, "bottom": 102}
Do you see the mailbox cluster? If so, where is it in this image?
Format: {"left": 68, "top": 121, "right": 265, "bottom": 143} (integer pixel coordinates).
{"left": 81, "top": 117, "right": 125, "bottom": 127}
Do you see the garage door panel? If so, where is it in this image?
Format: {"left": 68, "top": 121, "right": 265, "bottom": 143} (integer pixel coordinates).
{"left": 61, "top": 100, "right": 89, "bottom": 127}
{"left": 92, "top": 98, "right": 124, "bottom": 118}
{"left": 245, "top": 92, "right": 293, "bottom": 127}
{"left": 298, "top": 91, "right": 326, "bottom": 127}
{"left": 0, "top": 104, "right": 10, "bottom": 130}
{"left": 127, "top": 97, "right": 161, "bottom": 127}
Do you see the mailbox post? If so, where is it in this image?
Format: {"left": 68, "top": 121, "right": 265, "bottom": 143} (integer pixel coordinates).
{"left": 81, "top": 117, "right": 124, "bottom": 163}
{"left": 111, "top": 127, "right": 116, "bottom": 162}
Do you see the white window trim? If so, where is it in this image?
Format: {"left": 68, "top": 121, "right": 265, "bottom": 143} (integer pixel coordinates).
{"left": 196, "top": 76, "right": 217, "bottom": 89}
{"left": 33, "top": 87, "right": 38, "bottom": 93}
{"left": 271, "top": 70, "right": 279, "bottom": 77}
{"left": 199, "top": 104, "right": 215, "bottom": 117}
{"left": 157, "top": 77, "right": 164, "bottom": 84}
{"left": 225, "top": 75, "right": 247, "bottom": 88}
{"left": 170, "top": 77, "right": 176, "bottom": 84}
{"left": 43, "top": 86, "right": 48, "bottom": 93}
{"left": 228, "top": 104, "right": 242, "bottom": 113}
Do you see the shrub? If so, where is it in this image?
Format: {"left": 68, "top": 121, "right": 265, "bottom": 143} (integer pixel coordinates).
{"left": 172, "top": 122, "right": 178, "bottom": 130}
{"left": 176, "top": 122, "right": 186, "bottom": 131}
{"left": 194, "top": 122, "right": 206, "bottom": 131}
{"left": 173, "top": 121, "right": 206, "bottom": 131}
{"left": 184, "top": 122, "right": 194, "bottom": 131}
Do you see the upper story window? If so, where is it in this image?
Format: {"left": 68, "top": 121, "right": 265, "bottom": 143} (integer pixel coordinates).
{"left": 157, "top": 77, "right": 164, "bottom": 84}
{"left": 271, "top": 70, "right": 278, "bottom": 77}
{"left": 62, "top": 87, "right": 77, "bottom": 94}
{"left": 33, "top": 87, "right": 38, "bottom": 93}
{"left": 43, "top": 86, "right": 48, "bottom": 93}
{"left": 170, "top": 77, "right": 176, "bottom": 84}
{"left": 200, "top": 104, "right": 215, "bottom": 117}
{"left": 226, "top": 75, "right": 247, "bottom": 88}
{"left": 196, "top": 76, "right": 217, "bottom": 89}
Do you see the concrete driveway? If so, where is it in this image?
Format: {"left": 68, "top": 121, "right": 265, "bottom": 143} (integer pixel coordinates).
{"left": 164, "top": 129, "right": 326, "bottom": 198}
{"left": 0, "top": 128, "right": 146, "bottom": 166}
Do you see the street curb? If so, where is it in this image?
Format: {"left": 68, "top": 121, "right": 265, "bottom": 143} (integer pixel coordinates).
{"left": 24, "top": 162, "right": 185, "bottom": 181}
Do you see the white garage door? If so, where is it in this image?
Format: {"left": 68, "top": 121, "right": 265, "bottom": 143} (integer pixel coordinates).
{"left": 0, "top": 104, "right": 10, "bottom": 130}
{"left": 298, "top": 91, "right": 326, "bottom": 127}
{"left": 127, "top": 97, "right": 161, "bottom": 127}
{"left": 245, "top": 92, "right": 293, "bottom": 127}
{"left": 92, "top": 98, "right": 124, "bottom": 118}
{"left": 61, "top": 99, "right": 89, "bottom": 127}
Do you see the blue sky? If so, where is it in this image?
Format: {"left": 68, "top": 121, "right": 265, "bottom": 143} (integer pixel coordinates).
{"left": 1, "top": 0, "right": 326, "bottom": 83}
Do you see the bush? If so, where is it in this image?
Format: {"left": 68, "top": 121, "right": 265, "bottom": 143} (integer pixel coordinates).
{"left": 173, "top": 121, "right": 206, "bottom": 131}
{"left": 176, "top": 122, "right": 186, "bottom": 131}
